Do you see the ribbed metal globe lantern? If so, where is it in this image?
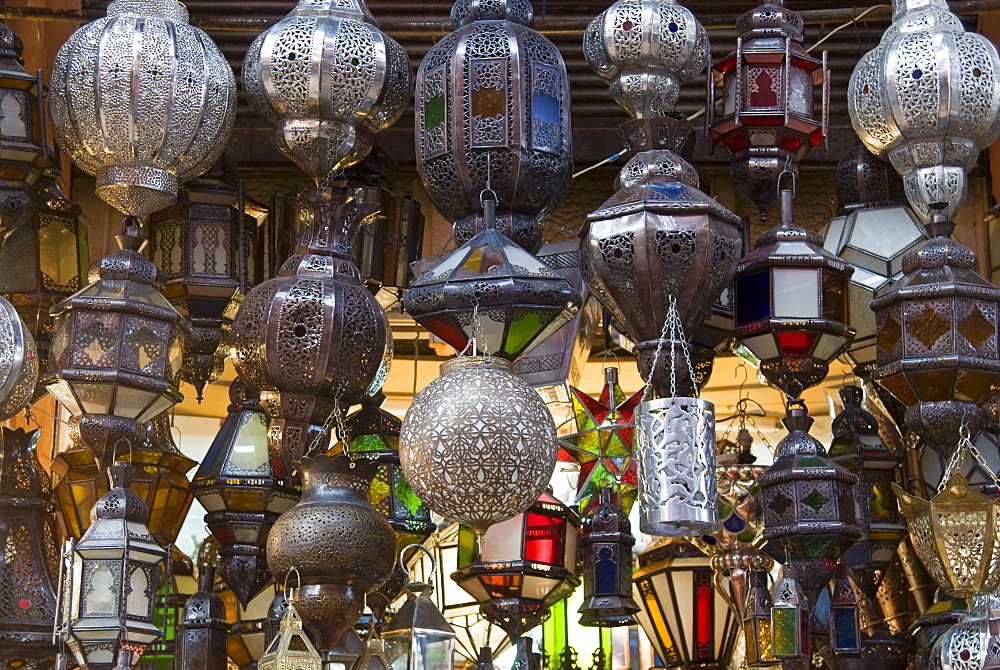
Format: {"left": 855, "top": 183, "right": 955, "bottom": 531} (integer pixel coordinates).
{"left": 49, "top": 0, "right": 236, "bottom": 217}
{"left": 0, "top": 295, "right": 36, "bottom": 421}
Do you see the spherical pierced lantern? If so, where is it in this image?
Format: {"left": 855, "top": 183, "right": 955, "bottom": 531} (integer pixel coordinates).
{"left": 242, "top": 0, "right": 412, "bottom": 182}
{"left": 232, "top": 191, "right": 390, "bottom": 477}
{"left": 399, "top": 356, "right": 557, "bottom": 538}
{"left": 708, "top": 1, "right": 828, "bottom": 220}
{"left": 848, "top": 0, "right": 1000, "bottom": 221}
{"left": 0, "top": 295, "right": 37, "bottom": 421}
{"left": 49, "top": 0, "right": 235, "bottom": 217}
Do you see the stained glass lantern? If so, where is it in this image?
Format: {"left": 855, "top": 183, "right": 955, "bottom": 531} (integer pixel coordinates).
{"left": 769, "top": 567, "right": 809, "bottom": 660}
{"left": 733, "top": 190, "right": 855, "bottom": 400}
{"left": 403, "top": 198, "right": 580, "bottom": 362}
{"left": 383, "top": 547, "right": 456, "bottom": 670}
{"left": 147, "top": 151, "right": 264, "bottom": 401}
{"left": 42, "top": 223, "right": 190, "bottom": 469}
{"left": 451, "top": 492, "right": 580, "bottom": 639}
{"left": 59, "top": 463, "right": 167, "bottom": 670}
{"left": 822, "top": 146, "right": 925, "bottom": 375}
{"left": 190, "top": 379, "right": 299, "bottom": 607}
{"left": 632, "top": 539, "right": 740, "bottom": 670}
{"left": 258, "top": 604, "right": 322, "bottom": 670}
{"left": 753, "top": 402, "right": 861, "bottom": 598}
{"left": 708, "top": 0, "right": 828, "bottom": 221}
{"left": 743, "top": 570, "right": 778, "bottom": 667}
{"left": 0, "top": 295, "right": 37, "bottom": 420}
{"left": 0, "top": 427, "right": 59, "bottom": 668}
{"left": 829, "top": 386, "right": 907, "bottom": 600}
{"left": 578, "top": 487, "right": 640, "bottom": 627}
{"left": 830, "top": 567, "right": 862, "bottom": 656}
{"left": 176, "top": 566, "right": 230, "bottom": 670}
{"left": 415, "top": 0, "right": 572, "bottom": 253}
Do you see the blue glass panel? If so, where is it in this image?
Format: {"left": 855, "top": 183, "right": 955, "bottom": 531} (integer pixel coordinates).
{"left": 832, "top": 608, "right": 859, "bottom": 650}
{"left": 735, "top": 270, "right": 772, "bottom": 325}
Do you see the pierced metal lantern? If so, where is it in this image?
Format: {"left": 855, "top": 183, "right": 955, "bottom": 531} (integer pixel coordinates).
{"left": 59, "top": 463, "right": 167, "bottom": 670}
{"left": 452, "top": 492, "right": 580, "bottom": 639}
{"left": 232, "top": 190, "right": 390, "bottom": 477}
{"left": 143, "top": 548, "right": 199, "bottom": 670}
{"left": 399, "top": 356, "right": 557, "bottom": 538}
{"left": 415, "top": 0, "right": 572, "bottom": 252}
{"left": 243, "top": 0, "right": 411, "bottom": 182}
{"left": 753, "top": 403, "right": 861, "bottom": 598}
{"left": 823, "top": 146, "right": 926, "bottom": 374}
{"left": 578, "top": 487, "right": 640, "bottom": 627}
{"left": 633, "top": 539, "right": 740, "bottom": 670}
{"left": 830, "top": 567, "right": 862, "bottom": 656}
{"left": 848, "top": 0, "right": 1000, "bottom": 221}
{"left": 734, "top": 190, "right": 855, "bottom": 399}
{"left": 42, "top": 224, "right": 190, "bottom": 469}
{"left": 190, "top": 379, "right": 299, "bottom": 607}
{"left": 258, "top": 604, "right": 322, "bottom": 670}
{"left": 708, "top": 0, "right": 828, "bottom": 221}
{"left": 382, "top": 550, "right": 456, "bottom": 670}
{"left": 0, "top": 295, "right": 37, "bottom": 420}
{"left": 0, "top": 427, "right": 59, "bottom": 668}
{"left": 743, "top": 570, "right": 778, "bottom": 667}
{"left": 870, "top": 216, "right": 1000, "bottom": 452}
{"left": 176, "top": 567, "right": 230, "bottom": 670}
{"left": 769, "top": 567, "right": 810, "bottom": 660}
{"left": 829, "top": 386, "right": 907, "bottom": 601}
{"left": 49, "top": 0, "right": 235, "bottom": 217}
{"left": 403, "top": 200, "right": 580, "bottom": 362}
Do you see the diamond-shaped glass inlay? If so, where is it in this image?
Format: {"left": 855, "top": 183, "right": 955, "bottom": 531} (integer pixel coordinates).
{"left": 958, "top": 305, "right": 995, "bottom": 349}
{"left": 909, "top": 304, "right": 951, "bottom": 350}
{"left": 769, "top": 492, "right": 793, "bottom": 515}
{"left": 801, "top": 490, "right": 830, "bottom": 512}
{"left": 876, "top": 311, "right": 902, "bottom": 354}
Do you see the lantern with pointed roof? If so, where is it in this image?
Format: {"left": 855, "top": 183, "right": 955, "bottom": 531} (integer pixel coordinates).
{"left": 258, "top": 604, "right": 322, "bottom": 670}
{"left": 176, "top": 566, "right": 230, "bottom": 670}
{"left": 578, "top": 487, "right": 640, "bottom": 627}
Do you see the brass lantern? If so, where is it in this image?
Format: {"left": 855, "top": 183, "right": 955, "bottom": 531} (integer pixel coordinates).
{"left": 769, "top": 567, "right": 809, "bottom": 660}
{"left": 258, "top": 604, "right": 322, "bottom": 670}
{"left": 708, "top": 0, "right": 828, "bottom": 220}
{"left": 733, "top": 190, "right": 855, "bottom": 399}
{"left": 743, "top": 570, "right": 778, "bottom": 667}
{"left": 59, "top": 463, "right": 167, "bottom": 670}
{"left": 0, "top": 295, "right": 37, "bottom": 421}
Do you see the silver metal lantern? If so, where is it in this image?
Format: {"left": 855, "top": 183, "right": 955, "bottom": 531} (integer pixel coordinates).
{"left": 0, "top": 295, "right": 36, "bottom": 421}
{"left": 49, "top": 0, "right": 236, "bottom": 218}
{"left": 848, "top": 0, "right": 1000, "bottom": 221}
{"left": 243, "top": 0, "right": 412, "bottom": 183}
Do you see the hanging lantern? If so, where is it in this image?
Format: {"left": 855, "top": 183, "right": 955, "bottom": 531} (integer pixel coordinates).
{"left": 753, "top": 402, "right": 861, "bottom": 598}
{"left": 176, "top": 566, "right": 230, "bottom": 670}
{"left": 0, "top": 427, "right": 59, "bottom": 668}
{"left": 770, "top": 567, "right": 810, "bottom": 660}
{"left": 221, "top": 583, "right": 280, "bottom": 670}
{"left": 146, "top": 151, "right": 265, "bottom": 401}
{"left": 451, "top": 492, "right": 579, "bottom": 640}
{"left": 258, "top": 604, "right": 323, "bottom": 670}
{"left": 0, "top": 295, "right": 37, "bottom": 421}
{"left": 415, "top": 0, "right": 571, "bottom": 252}
{"left": 743, "top": 570, "right": 779, "bottom": 667}
{"left": 632, "top": 539, "right": 740, "bottom": 670}
{"left": 822, "top": 146, "right": 926, "bottom": 375}
{"left": 578, "top": 487, "right": 640, "bottom": 627}
{"left": 921, "top": 427, "right": 1000, "bottom": 496}
{"left": 232, "top": 190, "right": 389, "bottom": 477}
{"left": 42, "top": 223, "right": 190, "bottom": 469}
{"left": 829, "top": 386, "right": 907, "bottom": 600}
{"left": 400, "top": 356, "right": 557, "bottom": 539}
{"left": 49, "top": 0, "right": 235, "bottom": 217}
{"left": 830, "top": 567, "right": 862, "bottom": 656}
{"left": 143, "top": 548, "right": 198, "bottom": 670}
{"left": 191, "top": 379, "right": 299, "bottom": 606}
{"left": 383, "top": 546, "right": 457, "bottom": 670}
{"left": 708, "top": 0, "right": 829, "bottom": 220}
{"left": 557, "top": 367, "right": 643, "bottom": 514}
{"left": 59, "top": 463, "right": 167, "bottom": 670}
{"left": 243, "top": 0, "right": 411, "bottom": 182}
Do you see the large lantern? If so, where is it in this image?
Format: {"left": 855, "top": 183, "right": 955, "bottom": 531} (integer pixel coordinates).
{"left": 49, "top": 0, "right": 235, "bottom": 217}
{"left": 59, "top": 463, "right": 167, "bottom": 670}
{"left": 0, "top": 295, "right": 37, "bottom": 421}
{"left": 415, "top": 0, "right": 571, "bottom": 252}
{"left": 708, "top": 0, "right": 828, "bottom": 220}
{"left": 733, "top": 190, "right": 855, "bottom": 399}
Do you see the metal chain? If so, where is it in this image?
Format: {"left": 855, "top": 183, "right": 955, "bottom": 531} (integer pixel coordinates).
{"left": 304, "top": 390, "right": 347, "bottom": 460}
{"left": 642, "top": 304, "right": 672, "bottom": 403}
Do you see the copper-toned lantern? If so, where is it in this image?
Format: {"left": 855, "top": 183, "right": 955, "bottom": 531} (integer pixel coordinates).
{"left": 415, "top": 0, "right": 572, "bottom": 252}
{"left": 578, "top": 487, "right": 639, "bottom": 627}
{"left": 708, "top": 0, "right": 828, "bottom": 220}
{"left": 232, "top": 191, "right": 389, "bottom": 477}
{"left": 176, "top": 566, "right": 230, "bottom": 670}
{"left": 734, "top": 190, "right": 855, "bottom": 399}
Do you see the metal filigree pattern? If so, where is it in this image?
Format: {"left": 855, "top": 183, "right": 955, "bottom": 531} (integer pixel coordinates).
{"left": 399, "top": 356, "right": 557, "bottom": 536}
{"left": 0, "top": 297, "right": 36, "bottom": 421}
{"left": 49, "top": 0, "right": 235, "bottom": 217}
{"left": 634, "top": 396, "right": 718, "bottom": 536}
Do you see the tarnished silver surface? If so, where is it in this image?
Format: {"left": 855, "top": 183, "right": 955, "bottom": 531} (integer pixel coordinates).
{"left": 49, "top": 0, "right": 236, "bottom": 217}
{"left": 0, "top": 296, "right": 36, "bottom": 421}
{"left": 848, "top": 0, "right": 1000, "bottom": 221}
{"left": 243, "top": 0, "right": 412, "bottom": 181}
{"left": 634, "top": 396, "right": 718, "bottom": 536}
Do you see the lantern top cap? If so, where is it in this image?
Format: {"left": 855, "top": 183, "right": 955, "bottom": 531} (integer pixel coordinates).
{"left": 93, "top": 462, "right": 149, "bottom": 523}
{"left": 0, "top": 22, "right": 23, "bottom": 65}
{"left": 901, "top": 217, "right": 977, "bottom": 273}
{"left": 753, "top": 192, "right": 824, "bottom": 249}
{"left": 440, "top": 355, "right": 515, "bottom": 376}
{"left": 835, "top": 145, "right": 906, "bottom": 213}
{"left": 227, "top": 377, "right": 261, "bottom": 410}
{"left": 892, "top": 0, "right": 951, "bottom": 21}
{"left": 736, "top": 0, "right": 804, "bottom": 42}
{"left": 286, "top": 0, "right": 377, "bottom": 24}
{"left": 450, "top": 0, "right": 533, "bottom": 29}
{"left": 107, "top": 0, "right": 189, "bottom": 24}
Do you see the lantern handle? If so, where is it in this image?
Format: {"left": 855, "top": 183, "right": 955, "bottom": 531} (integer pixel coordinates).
{"left": 282, "top": 566, "right": 302, "bottom": 596}
{"left": 601, "top": 349, "right": 620, "bottom": 372}
{"left": 398, "top": 543, "right": 436, "bottom": 584}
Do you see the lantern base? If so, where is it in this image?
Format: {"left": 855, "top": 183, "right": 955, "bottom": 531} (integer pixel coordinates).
{"left": 290, "top": 583, "right": 366, "bottom": 652}
{"left": 97, "top": 165, "right": 178, "bottom": 219}
{"left": 67, "top": 414, "right": 141, "bottom": 471}
{"left": 635, "top": 340, "right": 714, "bottom": 396}
{"left": 480, "top": 598, "right": 551, "bottom": 640}
{"left": 904, "top": 401, "right": 982, "bottom": 455}
{"left": 758, "top": 356, "right": 829, "bottom": 400}
{"left": 275, "top": 119, "right": 374, "bottom": 184}
{"left": 578, "top": 594, "right": 640, "bottom": 627}
{"left": 217, "top": 547, "right": 273, "bottom": 609}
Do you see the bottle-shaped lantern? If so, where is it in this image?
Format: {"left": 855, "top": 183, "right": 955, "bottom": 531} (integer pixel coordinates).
{"left": 578, "top": 487, "right": 640, "bottom": 627}
{"left": 708, "top": 0, "right": 828, "bottom": 221}
{"left": 415, "top": 0, "right": 572, "bottom": 252}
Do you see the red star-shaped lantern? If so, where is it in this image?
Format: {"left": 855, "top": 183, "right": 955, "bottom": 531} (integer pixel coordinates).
{"left": 558, "top": 366, "right": 643, "bottom": 513}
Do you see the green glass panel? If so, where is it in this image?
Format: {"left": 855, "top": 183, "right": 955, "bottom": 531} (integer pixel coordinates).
{"left": 502, "top": 311, "right": 549, "bottom": 356}
{"left": 458, "top": 525, "right": 477, "bottom": 568}
{"left": 424, "top": 95, "right": 445, "bottom": 131}
{"left": 392, "top": 468, "right": 426, "bottom": 519}
{"left": 771, "top": 608, "right": 798, "bottom": 657}
{"left": 351, "top": 433, "right": 390, "bottom": 455}
{"left": 802, "top": 536, "right": 835, "bottom": 558}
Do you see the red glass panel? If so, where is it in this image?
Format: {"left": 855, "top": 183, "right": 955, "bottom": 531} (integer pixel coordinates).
{"left": 420, "top": 315, "right": 467, "bottom": 352}
{"left": 749, "top": 69, "right": 779, "bottom": 108}
{"left": 779, "top": 135, "right": 803, "bottom": 152}
{"left": 810, "top": 127, "right": 825, "bottom": 147}
{"left": 743, "top": 115, "right": 783, "bottom": 126}
{"left": 726, "top": 133, "right": 749, "bottom": 152}
{"left": 524, "top": 512, "right": 565, "bottom": 565}
{"left": 695, "top": 570, "right": 714, "bottom": 662}
{"left": 776, "top": 332, "right": 817, "bottom": 357}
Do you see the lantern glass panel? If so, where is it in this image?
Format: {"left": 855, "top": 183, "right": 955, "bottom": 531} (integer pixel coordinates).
{"left": 524, "top": 512, "right": 565, "bottom": 564}
{"left": 788, "top": 68, "right": 811, "bottom": 115}
{"left": 0, "top": 225, "right": 39, "bottom": 293}
{"left": 740, "top": 334, "right": 779, "bottom": 361}
{"left": 47, "top": 378, "right": 81, "bottom": 414}
{"left": 480, "top": 515, "right": 526, "bottom": 563}
{"left": 414, "top": 634, "right": 455, "bottom": 670}
{"left": 735, "top": 271, "right": 772, "bottom": 325}
{"left": 748, "top": 67, "right": 781, "bottom": 109}
{"left": 223, "top": 412, "right": 269, "bottom": 475}
{"left": 771, "top": 608, "right": 798, "bottom": 656}
{"left": 822, "top": 270, "right": 848, "bottom": 323}
{"left": 113, "top": 386, "right": 155, "bottom": 420}
{"left": 831, "top": 607, "right": 859, "bottom": 650}
{"left": 773, "top": 269, "right": 819, "bottom": 318}
{"left": 74, "top": 382, "right": 115, "bottom": 414}
{"left": 39, "top": 212, "right": 82, "bottom": 289}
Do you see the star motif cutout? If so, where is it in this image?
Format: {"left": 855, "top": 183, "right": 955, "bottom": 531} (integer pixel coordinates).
{"left": 557, "top": 368, "right": 644, "bottom": 514}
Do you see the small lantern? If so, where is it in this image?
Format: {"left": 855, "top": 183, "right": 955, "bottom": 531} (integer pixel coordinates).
{"left": 830, "top": 566, "right": 862, "bottom": 656}
{"left": 770, "top": 567, "right": 810, "bottom": 659}
{"left": 176, "top": 566, "right": 230, "bottom": 670}
{"left": 743, "top": 570, "right": 779, "bottom": 667}
{"left": 708, "top": 0, "right": 828, "bottom": 220}
{"left": 383, "top": 545, "right": 456, "bottom": 670}
{"left": 733, "top": 189, "right": 855, "bottom": 399}
{"left": 258, "top": 603, "right": 322, "bottom": 670}
{"left": 221, "top": 583, "right": 279, "bottom": 670}
{"left": 578, "top": 487, "right": 640, "bottom": 627}
{"left": 633, "top": 539, "right": 740, "bottom": 670}
{"left": 60, "top": 463, "right": 167, "bottom": 670}
{"left": 143, "top": 547, "right": 198, "bottom": 670}
{"left": 354, "top": 192, "right": 425, "bottom": 311}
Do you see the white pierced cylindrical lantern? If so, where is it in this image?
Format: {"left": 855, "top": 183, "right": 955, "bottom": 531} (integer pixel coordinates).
{"left": 848, "top": 0, "right": 1000, "bottom": 221}
{"left": 49, "top": 0, "right": 236, "bottom": 218}
{"left": 634, "top": 396, "right": 718, "bottom": 536}
{"left": 243, "top": 0, "right": 412, "bottom": 182}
